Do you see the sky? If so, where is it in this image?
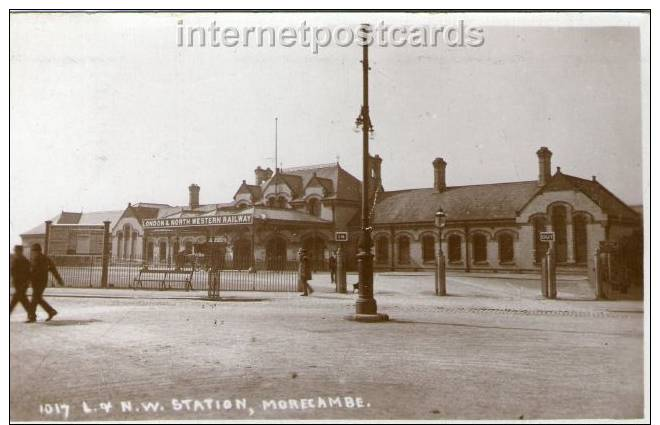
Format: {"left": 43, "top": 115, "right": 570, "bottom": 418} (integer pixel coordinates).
{"left": 9, "top": 12, "right": 647, "bottom": 245}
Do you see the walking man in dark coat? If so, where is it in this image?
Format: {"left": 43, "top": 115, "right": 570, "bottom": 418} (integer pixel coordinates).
{"left": 10, "top": 245, "right": 31, "bottom": 318}
{"left": 329, "top": 253, "right": 337, "bottom": 284}
{"left": 28, "top": 243, "right": 64, "bottom": 322}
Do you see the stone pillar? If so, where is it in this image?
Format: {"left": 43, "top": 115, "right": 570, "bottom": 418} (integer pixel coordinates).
{"left": 336, "top": 245, "right": 347, "bottom": 294}
{"left": 101, "top": 221, "right": 111, "bottom": 288}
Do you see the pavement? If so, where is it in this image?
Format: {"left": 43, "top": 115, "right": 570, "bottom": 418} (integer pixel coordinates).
{"left": 10, "top": 273, "right": 644, "bottom": 421}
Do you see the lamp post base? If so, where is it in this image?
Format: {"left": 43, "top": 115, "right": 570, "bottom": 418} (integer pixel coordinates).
{"left": 345, "top": 313, "right": 390, "bottom": 322}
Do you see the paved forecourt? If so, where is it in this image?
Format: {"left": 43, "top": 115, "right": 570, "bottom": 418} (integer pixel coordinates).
{"left": 10, "top": 273, "right": 643, "bottom": 421}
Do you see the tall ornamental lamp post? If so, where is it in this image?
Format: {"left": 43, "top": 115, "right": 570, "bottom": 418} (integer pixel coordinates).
{"left": 350, "top": 23, "right": 388, "bottom": 322}
{"left": 435, "top": 207, "right": 447, "bottom": 296}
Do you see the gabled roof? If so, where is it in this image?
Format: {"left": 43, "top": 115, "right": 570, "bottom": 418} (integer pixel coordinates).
{"left": 372, "top": 181, "right": 539, "bottom": 224}
{"left": 234, "top": 180, "right": 262, "bottom": 201}
{"left": 118, "top": 204, "right": 161, "bottom": 223}
{"left": 264, "top": 172, "right": 304, "bottom": 197}
{"left": 281, "top": 163, "right": 362, "bottom": 202}
{"left": 542, "top": 172, "right": 639, "bottom": 222}
{"left": 302, "top": 173, "right": 334, "bottom": 195}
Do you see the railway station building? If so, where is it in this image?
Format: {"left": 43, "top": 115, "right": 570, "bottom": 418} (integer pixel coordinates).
{"left": 21, "top": 147, "right": 641, "bottom": 275}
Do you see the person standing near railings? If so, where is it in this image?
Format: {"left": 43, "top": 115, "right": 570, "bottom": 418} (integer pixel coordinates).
{"left": 28, "top": 243, "right": 64, "bottom": 322}
{"left": 329, "top": 252, "right": 337, "bottom": 284}
{"left": 10, "top": 245, "right": 31, "bottom": 320}
{"left": 298, "top": 248, "right": 314, "bottom": 296}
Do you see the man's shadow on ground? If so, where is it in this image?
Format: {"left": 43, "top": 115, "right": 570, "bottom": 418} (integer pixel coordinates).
{"left": 40, "top": 319, "right": 101, "bottom": 326}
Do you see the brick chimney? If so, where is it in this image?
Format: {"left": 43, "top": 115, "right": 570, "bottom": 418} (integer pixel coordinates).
{"left": 369, "top": 154, "right": 383, "bottom": 192}
{"left": 433, "top": 158, "right": 447, "bottom": 192}
{"left": 536, "top": 147, "right": 552, "bottom": 187}
{"left": 188, "top": 184, "right": 200, "bottom": 209}
{"left": 255, "top": 166, "right": 274, "bottom": 186}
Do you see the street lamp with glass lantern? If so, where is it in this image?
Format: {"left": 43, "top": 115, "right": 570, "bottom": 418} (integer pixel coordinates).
{"left": 349, "top": 23, "right": 388, "bottom": 322}
{"left": 435, "top": 207, "right": 447, "bottom": 296}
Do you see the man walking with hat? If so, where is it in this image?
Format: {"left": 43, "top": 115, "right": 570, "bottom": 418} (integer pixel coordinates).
{"left": 10, "top": 245, "right": 31, "bottom": 319}
{"left": 28, "top": 243, "right": 64, "bottom": 322}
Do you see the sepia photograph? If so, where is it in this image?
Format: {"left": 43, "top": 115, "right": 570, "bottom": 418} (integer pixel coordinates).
{"left": 8, "top": 8, "right": 651, "bottom": 423}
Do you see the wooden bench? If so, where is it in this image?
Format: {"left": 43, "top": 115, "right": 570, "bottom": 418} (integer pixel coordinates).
{"left": 132, "top": 267, "right": 194, "bottom": 291}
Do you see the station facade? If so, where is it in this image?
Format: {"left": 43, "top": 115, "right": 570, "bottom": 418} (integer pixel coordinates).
{"left": 367, "top": 147, "right": 641, "bottom": 274}
{"left": 21, "top": 147, "right": 641, "bottom": 274}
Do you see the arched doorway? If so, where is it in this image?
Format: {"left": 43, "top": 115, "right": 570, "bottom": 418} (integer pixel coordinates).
{"left": 303, "top": 235, "right": 327, "bottom": 271}
{"left": 233, "top": 238, "right": 253, "bottom": 269}
{"left": 573, "top": 214, "right": 588, "bottom": 264}
{"left": 202, "top": 241, "right": 226, "bottom": 270}
{"left": 266, "top": 236, "right": 287, "bottom": 269}
{"left": 551, "top": 205, "right": 568, "bottom": 263}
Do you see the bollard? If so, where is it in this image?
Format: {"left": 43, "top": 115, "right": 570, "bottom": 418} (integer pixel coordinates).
{"left": 596, "top": 250, "right": 609, "bottom": 300}
{"left": 297, "top": 248, "right": 306, "bottom": 293}
{"left": 541, "top": 255, "right": 549, "bottom": 298}
{"left": 547, "top": 246, "right": 557, "bottom": 299}
{"left": 100, "top": 221, "right": 111, "bottom": 288}
{"left": 336, "top": 246, "right": 347, "bottom": 294}
{"left": 435, "top": 253, "right": 446, "bottom": 296}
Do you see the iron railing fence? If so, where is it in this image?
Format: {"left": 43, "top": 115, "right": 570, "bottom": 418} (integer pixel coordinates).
{"left": 209, "top": 258, "right": 299, "bottom": 295}
{"left": 46, "top": 254, "right": 301, "bottom": 293}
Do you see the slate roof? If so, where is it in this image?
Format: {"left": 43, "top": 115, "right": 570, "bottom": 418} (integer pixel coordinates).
{"left": 372, "top": 181, "right": 540, "bottom": 225}
{"left": 371, "top": 170, "right": 641, "bottom": 225}
{"left": 280, "top": 163, "right": 361, "bottom": 202}
{"left": 21, "top": 210, "right": 124, "bottom": 236}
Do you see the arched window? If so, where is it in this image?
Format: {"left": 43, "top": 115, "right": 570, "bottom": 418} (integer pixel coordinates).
{"left": 266, "top": 237, "right": 287, "bottom": 269}
{"left": 533, "top": 216, "right": 548, "bottom": 263}
{"left": 116, "top": 232, "right": 123, "bottom": 259}
{"left": 573, "top": 214, "right": 588, "bottom": 264}
{"left": 472, "top": 233, "right": 488, "bottom": 263}
{"left": 422, "top": 235, "right": 436, "bottom": 263}
{"left": 147, "top": 241, "right": 154, "bottom": 264}
{"left": 233, "top": 238, "right": 253, "bottom": 269}
{"left": 276, "top": 196, "right": 288, "bottom": 209}
{"left": 448, "top": 235, "right": 462, "bottom": 262}
{"left": 397, "top": 236, "right": 411, "bottom": 265}
{"left": 375, "top": 236, "right": 389, "bottom": 264}
{"left": 498, "top": 233, "right": 514, "bottom": 263}
{"left": 307, "top": 198, "right": 321, "bottom": 217}
{"left": 123, "top": 224, "right": 132, "bottom": 260}
{"left": 551, "top": 205, "right": 568, "bottom": 263}
{"left": 303, "top": 236, "right": 327, "bottom": 271}
{"left": 159, "top": 240, "right": 167, "bottom": 263}
{"left": 131, "top": 231, "right": 138, "bottom": 260}
{"left": 184, "top": 240, "right": 193, "bottom": 253}
{"left": 267, "top": 197, "right": 276, "bottom": 207}
{"left": 236, "top": 201, "right": 249, "bottom": 209}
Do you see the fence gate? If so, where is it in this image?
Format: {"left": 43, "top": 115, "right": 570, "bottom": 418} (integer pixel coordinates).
{"left": 209, "top": 259, "right": 299, "bottom": 293}
{"left": 48, "top": 255, "right": 104, "bottom": 288}
{"left": 594, "top": 232, "right": 643, "bottom": 300}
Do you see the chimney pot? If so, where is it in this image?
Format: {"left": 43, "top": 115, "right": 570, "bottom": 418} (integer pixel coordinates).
{"left": 433, "top": 157, "right": 447, "bottom": 192}
{"left": 592, "top": 175, "right": 597, "bottom": 182}
{"left": 536, "top": 147, "right": 552, "bottom": 186}
{"left": 188, "top": 184, "right": 200, "bottom": 209}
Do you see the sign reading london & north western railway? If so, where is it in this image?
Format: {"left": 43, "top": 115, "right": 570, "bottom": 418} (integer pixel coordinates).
{"left": 143, "top": 214, "right": 253, "bottom": 229}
